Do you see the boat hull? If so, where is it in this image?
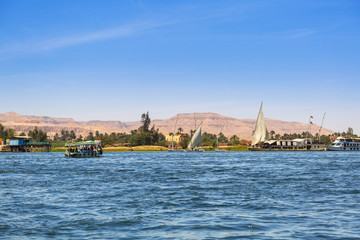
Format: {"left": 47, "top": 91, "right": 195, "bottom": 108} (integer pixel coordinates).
{"left": 215, "top": 149, "right": 227, "bottom": 152}
{"left": 248, "top": 147, "right": 271, "bottom": 151}
{"left": 249, "top": 147, "right": 325, "bottom": 151}
{"left": 326, "top": 146, "right": 360, "bottom": 151}
{"left": 65, "top": 152, "right": 102, "bottom": 158}
{"left": 187, "top": 149, "right": 205, "bottom": 152}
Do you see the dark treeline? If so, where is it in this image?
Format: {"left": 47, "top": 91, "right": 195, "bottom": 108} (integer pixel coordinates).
{"left": 51, "top": 112, "right": 167, "bottom": 147}
{"left": 0, "top": 123, "right": 16, "bottom": 140}
{"left": 53, "top": 130, "right": 77, "bottom": 142}
{"left": 0, "top": 124, "right": 48, "bottom": 142}
{"left": 127, "top": 112, "right": 166, "bottom": 146}
{"left": 28, "top": 127, "right": 48, "bottom": 142}
{"left": 332, "top": 127, "right": 358, "bottom": 138}
{"left": 268, "top": 127, "right": 359, "bottom": 145}
{"left": 269, "top": 130, "right": 332, "bottom": 145}
{"left": 52, "top": 126, "right": 357, "bottom": 147}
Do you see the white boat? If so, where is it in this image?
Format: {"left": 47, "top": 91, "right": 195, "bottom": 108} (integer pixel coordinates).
{"left": 327, "top": 137, "right": 360, "bottom": 151}
{"left": 187, "top": 123, "right": 204, "bottom": 152}
{"left": 249, "top": 139, "right": 325, "bottom": 151}
{"left": 251, "top": 102, "right": 269, "bottom": 147}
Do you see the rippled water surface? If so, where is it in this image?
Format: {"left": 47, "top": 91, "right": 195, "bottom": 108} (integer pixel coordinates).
{"left": 1, "top": 152, "right": 360, "bottom": 239}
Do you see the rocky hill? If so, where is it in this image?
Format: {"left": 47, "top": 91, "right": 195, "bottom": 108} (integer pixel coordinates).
{"left": 0, "top": 112, "right": 333, "bottom": 140}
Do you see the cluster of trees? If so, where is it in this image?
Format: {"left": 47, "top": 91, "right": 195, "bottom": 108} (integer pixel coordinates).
{"left": 28, "top": 127, "right": 48, "bottom": 142}
{"left": 81, "top": 131, "right": 130, "bottom": 146}
{"left": 267, "top": 129, "right": 360, "bottom": 145}
{"left": 0, "top": 123, "right": 16, "bottom": 140}
{"left": 332, "top": 127, "right": 358, "bottom": 138}
{"left": 269, "top": 130, "right": 315, "bottom": 140}
{"left": 128, "top": 112, "right": 166, "bottom": 146}
{"left": 173, "top": 131, "right": 246, "bottom": 149}
{"left": 268, "top": 127, "right": 358, "bottom": 142}
{"left": 0, "top": 124, "right": 48, "bottom": 142}
{"left": 52, "top": 112, "right": 166, "bottom": 147}
{"left": 53, "top": 130, "right": 76, "bottom": 142}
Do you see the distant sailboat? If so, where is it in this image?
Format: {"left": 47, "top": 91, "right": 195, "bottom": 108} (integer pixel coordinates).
{"left": 187, "top": 123, "right": 204, "bottom": 152}
{"left": 251, "top": 102, "right": 269, "bottom": 146}
{"left": 215, "top": 125, "right": 227, "bottom": 152}
{"left": 168, "top": 114, "right": 186, "bottom": 152}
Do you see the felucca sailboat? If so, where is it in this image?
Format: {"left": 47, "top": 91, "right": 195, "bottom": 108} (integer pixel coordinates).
{"left": 251, "top": 102, "right": 269, "bottom": 146}
{"left": 187, "top": 123, "right": 204, "bottom": 152}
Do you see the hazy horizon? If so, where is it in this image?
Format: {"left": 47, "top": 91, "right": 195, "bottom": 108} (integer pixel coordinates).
{"left": 1, "top": 0, "right": 359, "bottom": 134}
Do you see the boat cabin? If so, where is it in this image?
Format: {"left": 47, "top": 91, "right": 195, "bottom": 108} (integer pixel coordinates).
{"left": 65, "top": 140, "right": 103, "bottom": 158}
{"left": 257, "top": 139, "right": 325, "bottom": 151}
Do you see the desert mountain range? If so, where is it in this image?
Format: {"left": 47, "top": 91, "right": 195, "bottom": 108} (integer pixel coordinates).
{"left": 0, "top": 112, "right": 333, "bottom": 140}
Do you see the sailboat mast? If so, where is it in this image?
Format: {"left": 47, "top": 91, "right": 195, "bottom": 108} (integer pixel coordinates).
{"left": 306, "top": 116, "right": 311, "bottom": 140}
{"left": 307, "top": 115, "right": 314, "bottom": 141}
{"left": 318, "top": 112, "right": 326, "bottom": 140}
{"left": 171, "top": 114, "right": 179, "bottom": 150}
{"left": 194, "top": 113, "right": 197, "bottom": 131}
{"left": 217, "top": 125, "right": 224, "bottom": 147}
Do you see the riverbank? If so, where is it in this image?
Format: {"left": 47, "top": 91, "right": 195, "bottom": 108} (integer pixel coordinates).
{"left": 51, "top": 145, "right": 250, "bottom": 152}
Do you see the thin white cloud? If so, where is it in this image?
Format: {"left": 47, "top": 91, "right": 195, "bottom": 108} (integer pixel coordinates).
{"left": 39, "top": 21, "right": 171, "bottom": 51}
{"left": 0, "top": 2, "right": 259, "bottom": 58}
{"left": 200, "top": 28, "right": 319, "bottom": 41}
{"left": 283, "top": 28, "right": 317, "bottom": 38}
{"left": 0, "top": 20, "right": 176, "bottom": 57}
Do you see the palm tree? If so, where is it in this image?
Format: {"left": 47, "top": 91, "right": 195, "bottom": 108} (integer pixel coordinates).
{"left": 270, "top": 130, "right": 275, "bottom": 139}
{"left": 7, "top": 128, "right": 16, "bottom": 138}
{"left": 177, "top": 127, "right": 183, "bottom": 134}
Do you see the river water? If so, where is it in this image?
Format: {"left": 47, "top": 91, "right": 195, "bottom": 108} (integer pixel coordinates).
{"left": 0, "top": 152, "right": 359, "bottom": 239}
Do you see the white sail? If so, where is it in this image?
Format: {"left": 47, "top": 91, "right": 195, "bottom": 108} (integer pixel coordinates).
{"left": 188, "top": 124, "right": 202, "bottom": 149}
{"left": 252, "top": 103, "right": 269, "bottom": 145}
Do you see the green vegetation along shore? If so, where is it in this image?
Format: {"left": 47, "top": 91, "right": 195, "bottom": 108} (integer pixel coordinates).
{"left": 51, "top": 145, "right": 249, "bottom": 152}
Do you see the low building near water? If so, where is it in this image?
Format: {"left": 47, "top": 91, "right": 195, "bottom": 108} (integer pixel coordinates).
{"left": 0, "top": 136, "right": 51, "bottom": 152}
{"left": 250, "top": 138, "right": 325, "bottom": 151}
{"left": 165, "top": 134, "right": 188, "bottom": 144}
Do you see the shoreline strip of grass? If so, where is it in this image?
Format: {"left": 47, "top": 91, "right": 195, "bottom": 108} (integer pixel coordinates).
{"left": 51, "top": 145, "right": 249, "bottom": 152}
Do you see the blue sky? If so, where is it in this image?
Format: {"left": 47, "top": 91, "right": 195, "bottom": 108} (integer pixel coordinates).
{"left": 0, "top": 0, "right": 359, "bottom": 133}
